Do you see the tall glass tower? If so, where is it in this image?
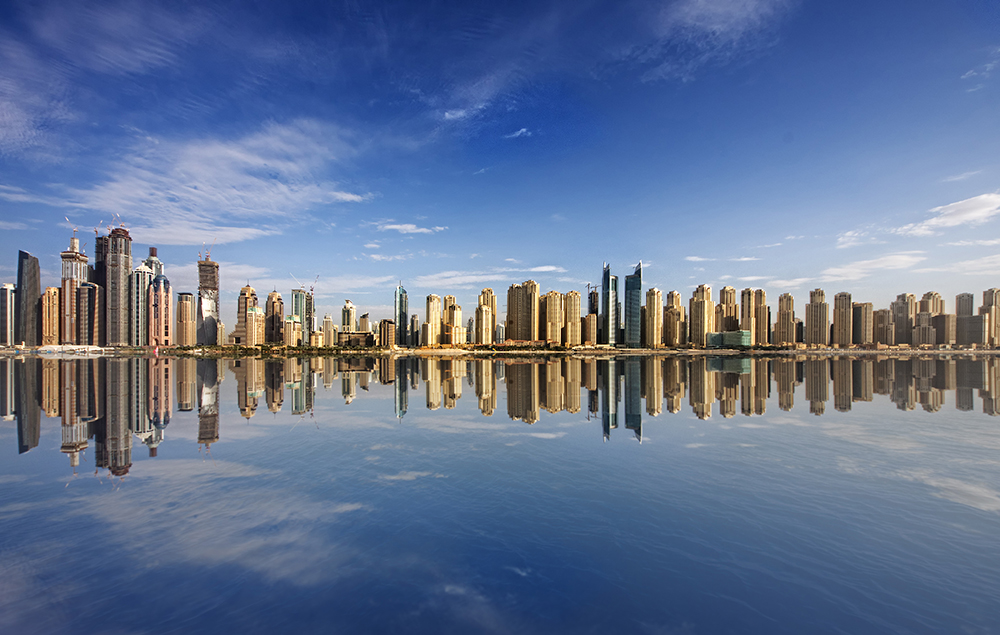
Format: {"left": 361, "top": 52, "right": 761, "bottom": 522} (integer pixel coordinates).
{"left": 624, "top": 261, "right": 642, "bottom": 348}
{"left": 394, "top": 284, "right": 408, "bottom": 346}
{"left": 601, "top": 263, "right": 619, "bottom": 346}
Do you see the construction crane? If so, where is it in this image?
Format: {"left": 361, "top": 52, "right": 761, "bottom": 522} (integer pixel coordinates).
{"left": 64, "top": 217, "right": 77, "bottom": 237}
{"left": 205, "top": 238, "right": 216, "bottom": 261}
{"left": 309, "top": 275, "right": 319, "bottom": 296}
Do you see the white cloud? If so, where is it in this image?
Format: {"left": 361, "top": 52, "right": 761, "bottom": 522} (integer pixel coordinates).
{"left": 58, "top": 119, "right": 367, "bottom": 245}
{"left": 504, "top": 128, "right": 532, "bottom": 139}
{"left": 730, "top": 256, "right": 759, "bottom": 261}
{"left": 366, "top": 253, "right": 412, "bottom": 262}
{"left": 473, "top": 168, "right": 487, "bottom": 175}
{"left": 768, "top": 277, "right": 812, "bottom": 289}
{"left": 895, "top": 193, "right": 1000, "bottom": 237}
{"left": 527, "top": 265, "right": 567, "bottom": 272}
{"left": 945, "top": 238, "right": 1000, "bottom": 247}
{"left": 942, "top": 170, "right": 983, "bottom": 182}
{"left": 820, "top": 252, "right": 925, "bottom": 282}
{"left": 412, "top": 265, "right": 567, "bottom": 289}
{"left": 784, "top": 235, "right": 805, "bottom": 240}
{"left": 685, "top": 256, "right": 715, "bottom": 262}
{"left": 917, "top": 254, "right": 1000, "bottom": 277}
{"left": 737, "top": 276, "right": 769, "bottom": 281}
{"left": 0, "top": 220, "right": 30, "bottom": 230}
{"left": 836, "top": 229, "right": 873, "bottom": 249}
{"left": 364, "top": 243, "right": 380, "bottom": 249}
{"left": 377, "top": 222, "right": 448, "bottom": 234}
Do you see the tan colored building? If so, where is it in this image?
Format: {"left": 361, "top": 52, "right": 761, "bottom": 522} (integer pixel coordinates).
{"left": 956, "top": 292, "right": 975, "bottom": 317}
{"left": 176, "top": 293, "right": 196, "bottom": 346}
{"left": 805, "top": 288, "right": 829, "bottom": 346}
{"left": 478, "top": 289, "right": 497, "bottom": 343}
{"left": 739, "top": 288, "right": 755, "bottom": 340}
{"left": 874, "top": 308, "right": 895, "bottom": 345}
{"left": 852, "top": 302, "right": 873, "bottom": 345}
{"left": 475, "top": 305, "right": 494, "bottom": 345}
{"left": 423, "top": 294, "right": 442, "bottom": 346}
{"left": 717, "top": 286, "right": 738, "bottom": 332}
{"left": 284, "top": 316, "right": 303, "bottom": 346}
{"left": 565, "top": 291, "right": 582, "bottom": 346}
{"left": 919, "top": 291, "right": 944, "bottom": 315}
{"left": 775, "top": 293, "right": 796, "bottom": 345}
{"left": 582, "top": 313, "right": 598, "bottom": 345}
{"left": 832, "top": 292, "right": 852, "bottom": 347}
{"left": 752, "top": 289, "right": 768, "bottom": 345}
{"left": 891, "top": 293, "right": 916, "bottom": 345}
{"left": 645, "top": 288, "right": 663, "bottom": 348}
{"left": 149, "top": 275, "right": 172, "bottom": 346}
{"left": 60, "top": 235, "right": 88, "bottom": 344}
{"left": 541, "top": 291, "right": 565, "bottom": 344}
{"left": 41, "top": 287, "right": 60, "bottom": 346}
{"left": 664, "top": 291, "right": 686, "bottom": 347}
{"left": 230, "top": 285, "right": 264, "bottom": 346}
{"left": 506, "top": 280, "right": 540, "bottom": 342}
{"left": 689, "top": 284, "right": 715, "bottom": 348}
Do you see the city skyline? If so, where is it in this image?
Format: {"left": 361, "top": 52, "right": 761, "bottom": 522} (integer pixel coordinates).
{"left": 0, "top": 1, "right": 998, "bottom": 329}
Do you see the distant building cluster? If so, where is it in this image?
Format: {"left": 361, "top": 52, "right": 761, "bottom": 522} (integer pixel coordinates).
{"left": 5, "top": 242, "right": 1000, "bottom": 351}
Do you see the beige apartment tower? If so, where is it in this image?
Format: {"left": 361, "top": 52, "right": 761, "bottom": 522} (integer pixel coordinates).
{"left": 717, "top": 286, "right": 739, "bottom": 332}
{"left": 805, "top": 288, "right": 829, "bottom": 346}
{"left": 541, "top": 291, "right": 565, "bottom": 344}
{"left": 506, "top": 280, "right": 540, "bottom": 342}
{"left": 852, "top": 302, "right": 873, "bottom": 345}
{"left": 645, "top": 288, "right": 663, "bottom": 348}
{"left": 775, "top": 293, "right": 796, "bottom": 345}
{"left": 60, "top": 235, "right": 88, "bottom": 344}
{"left": 41, "top": 287, "right": 60, "bottom": 346}
{"left": 565, "top": 291, "right": 582, "bottom": 347}
{"left": 176, "top": 293, "right": 196, "bottom": 346}
{"left": 832, "top": 292, "right": 853, "bottom": 347}
{"left": 689, "top": 285, "right": 715, "bottom": 348}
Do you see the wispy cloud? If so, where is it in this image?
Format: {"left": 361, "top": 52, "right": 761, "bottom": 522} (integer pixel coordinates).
{"left": 412, "top": 265, "right": 567, "bottom": 289}
{"left": 960, "top": 46, "right": 999, "bottom": 92}
{"left": 768, "top": 277, "right": 812, "bottom": 289}
{"left": 504, "top": 128, "right": 531, "bottom": 138}
{"left": 917, "top": 254, "right": 1000, "bottom": 277}
{"left": 0, "top": 220, "right": 31, "bottom": 230}
{"left": 730, "top": 256, "right": 759, "bottom": 261}
{"left": 894, "top": 193, "right": 1000, "bottom": 237}
{"left": 820, "top": 252, "right": 925, "bottom": 282}
{"left": 377, "top": 222, "right": 448, "bottom": 234}
{"left": 364, "top": 243, "right": 380, "bottom": 249}
{"left": 366, "top": 253, "right": 412, "bottom": 262}
{"left": 836, "top": 229, "right": 883, "bottom": 249}
{"left": 945, "top": 238, "right": 1000, "bottom": 247}
{"left": 685, "top": 256, "right": 715, "bottom": 262}
{"left": 942, "top": 170, "right": 983, "bottom": 182}
{"left": 635, "top": 0, "right": 795, "bottom": 81}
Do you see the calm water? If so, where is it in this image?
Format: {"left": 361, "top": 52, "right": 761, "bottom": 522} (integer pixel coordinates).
{"left": 1, "top": 355, "right": 998, "bottom": 634}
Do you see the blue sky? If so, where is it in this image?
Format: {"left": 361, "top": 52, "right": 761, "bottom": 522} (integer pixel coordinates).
{"left": 0, "top": 0, "right": 998, "bottom": 328}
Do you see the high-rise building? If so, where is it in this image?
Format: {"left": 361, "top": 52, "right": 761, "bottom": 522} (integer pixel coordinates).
{"left": 664, "top": 290, "right": 686, "bottom": 347}
{"left": 76, "top": 283, "right": 102, "bottom": 345}
{"left": 409, "top": 314, "right": 420, "bottom": 346}
{"left": 0, "top": 283, "right": 14, "bottom": 345}
{"left": 588, "top": 288, "right": 599, "bottom": 316}
{"left": 149, "top": 275, "right": 172, "bottom": 346}
{"left": 717, "top": 286, "right": 739, "bottom": 332}
{"left": 322, "top": 314, "right": 335, "bottom": 346}
{"left": 541, "top": 290, "right": 565, "bottom": 344}
{"left": 475, "top": 304, "right": 494, "bottom": 345}
{"left": 891, "top": 293, "right": 916, "bottom": 345}
{"left": 956, "top": 293, "right": 975, "bottom": 317}
{"left": 291, "top": 288, "right": 314, "bottom": 336}
{"left": 265, "top": 291, "right": 284, "bottom": 344}
{"left": 423, "top": 294, "right": 442, "bottom": 346}
{"left": 378, "top": 319, "right": 396, "bottom": 348}
{"left": 689, "top": 284, "right": 715, "bottom": 348}
{"left": 341, "top": 299, "right": 357, "bottom": 332}
{"left": 60, "top": 235, "right": 88, "bottom": 344}
{"left": 506, "top": 281, "right": 540, "bottom": 342}
{"left": 919, "top": 291, "right": 944, "bottom": 315}
{"left": 15, "top": 251, "right": 40, "bottom": 346}
{"left": 196, "top": 256, "right": 219, "bottom": 345}
{"left": 176, "top": 292, "right": 196, "bottom": 346}
{"left": 129, "top": 263, "right": 154, "bottom": 346}
{"left": 832, "top": 292, "right": 853, "bottom": 347}
{"left": 98, "top": 228, "right": 133, "bottom": 347}
{"left": 601, "top": 263, "right": 619, "bottom": 346}
{"left": 874, "top": 308, "right": 895, "bottom": 345}
{"left": 565, "top": 290, "right": 582, "bottom": 347}
{"left": 394, "top": 284, "right": 409, "bottom": 346}
{"left": 805, "top": 288, "right": 829, "bottom": 346}
{"left": 775, "top": 293, "right": 796, "bottom": 345}
{"left": 624, "top": 262, "right": 642, "bottom": 348}
{"left": 852, "top": 302, "right": 873, "bottom": 345}
{"left": 478, "top": 289, "right": 497, "bottom": 342}
{"left": 981, "top": 288, "right": 1000, "bottom": 346}
{"left": 231, "top": 286, "right": 264, "bottom": 346}
{"left": 41, "top": 287, "right": 60, "bottom": 346}
{"left": 739, "top": 288, "right": 756, "bottom": 341}
{"left": 360, "top": 312, "right": 371, "bottom": 333}
{"left": 645, "top": 288, "right": 663, "bottom": 348}
{"left": 913, "top": 312, "right": 936, "bottom": 346}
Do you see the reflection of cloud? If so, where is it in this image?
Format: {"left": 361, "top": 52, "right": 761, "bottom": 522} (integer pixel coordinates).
{"left": 73, "top": 459, "right": 368, "bottom": 585}
{"left": 906, "top": 474, "right": 1000, "bottom": 512}
{"left": 378, "top": 471, "right": 445, "bottom": 481}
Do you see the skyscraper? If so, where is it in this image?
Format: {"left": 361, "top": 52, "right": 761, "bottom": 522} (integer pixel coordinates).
{"left": 624, "top": 262, "right": 642, "bottom": 348}
{"left": 0, "top": 283, "right": 14, "bottom": 345}
{"left": 506, "top": 280, "right": 540, "bottom": 342}
{"left": 231, "top": 286, "right": 264, "bottom": 346}
{"left": 291, "top": 288, "right": 314, "bottom": 337}
{"left": 565, "top": 290, "right": 582, "bottom": 347}
{"left": 753, "top": 289, "right": 769, "bottom": 345}
{"left": 739, "top": 288, "right": 756, "bottom": 338}
{"left": 196, "top": 256, "right": 219, "bottom": 345}
{"left": 717, "top": 286, "right": 739, "bottom": 332}
{"left": 688, "top": 284, "right": 714, "bottom": 348}
{"left": 805, "top": 288, "right": 829, "bottom": 346}
{"left": 645, "top": 288, "right": 663, "bottom": 349}
{"left": 265, "top": 291, "right": 284, "bottom": 344}
{"left": 956, "top": 293, "right": 975, "bottom": 317}
{"left": 478, "top": 288, "right": 497, "bottom": 343}
{"left": 664, "top": 290, "right": 686, "bottom": 347}
{"left": 775, "top": 293, "right": 796, "bottom": 345}
{"left": 891, "top": 293, "right": 916, "bottom": 345}
{"left": 541, "top": 290, "right": 565, "bottom": 344}
{"left": 76, "top": 283, "right": 102, "bottom": 346}
{"left": 41, "top": 287, "right": 60, "bottom": 346}
{"left": 60, "top": 234, "right": 88, "bottom": 344}
{"left": 149, "top": 275, "right": 172, "bottom": 346}
{"left": 395, "top": 284, "right": 409, "bottom": 346}
{"left": 342, "top": 299, "right": 357, "bottom": 332}
{"left": 852, "top": 302, "right": 873, "bottom": 345}
{"left": 919, "top": 291, "right": 944, "bottom": 315}
{"left": 601, "top": 263, "right": 618, "bottom": 346}
{"left": 832, "top": 292, "right": 853, "bottom": 347}
{"left": 15, "top": 251, "right": 40, "bottom": 346}
{"left": 176, "top": 292, "right": 196, "bottom": 346}
{"left": 129, "top": 263, "right": 154, "bottom": 346}
{"left": 423, "top": 294, "right": 442, "bottom": 346}
{"left": 99, "top": 228, "right": 133, "bottom": 347}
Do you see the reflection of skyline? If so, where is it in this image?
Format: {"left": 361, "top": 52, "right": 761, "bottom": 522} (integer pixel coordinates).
{"left": 9, "top": 355, "right": 1000, "bottom": 467}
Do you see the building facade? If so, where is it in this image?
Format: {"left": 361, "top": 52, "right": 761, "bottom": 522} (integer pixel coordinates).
{"left": 60, "top": 235, "right": 88, "bottom": 344}
{"left": 196, "top": 257, "right": 219, "bottom": 345}
{"left": 624, "top": 262, "right": 642, "bottom": 348}
{"left": 15, "top": 251, "right": 40, "bottom": 346}
{"left": 176, "top": 292, "right": 196, "bottom": 346}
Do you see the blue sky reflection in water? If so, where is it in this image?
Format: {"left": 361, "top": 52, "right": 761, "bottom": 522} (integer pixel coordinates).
{"left": 1, "top": 355, "right": 999, "bottom": 634}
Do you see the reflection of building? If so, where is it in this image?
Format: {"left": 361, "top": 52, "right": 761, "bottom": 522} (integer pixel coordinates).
{"left": 60, "top": 360, "right": 89, "bottom": 470}
{"left": 689, "top": 357, "right": 714, "bottom": 419}
{"left": 15, "top": 358, "right": 41, "bottom": 453}
{"left": 231, "top": 358, "right": 264, "bottom": 418}
{"left": 774, "top": 358, "right": 796, "bottom": 411}
{"left": 832, "top": 358, "right": 852, "bottom": 412}
{"left": 664, "top": 357, "right": 685, "bottom": 413}
{"left": 98, "top": 358, "right": 132, "bottom": 475}
{"left": 506, "top": 362, "right": 540, "bottom": 424}
{"left": 0, "top": 359, "right": 14, "bottom": 420}
{"left": 474, "top": 359, "right": 495, "bottom": 416}
{"left": 144, "top": 358, "right": 171, "bottom": 456}
{"left": 197, "top": 359, "right": 221, "bottom": 448}
{"left": 601, "top": 359, "right": 619, "bottom": 437}
{"left": 176, "top": 358, "right": 196, "bottom": 411}
{"left": 624, "top": 358, "right": 642, "bottom": 440}
{"left": 805, "top": 358, "right": 828, "bottom": 415}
